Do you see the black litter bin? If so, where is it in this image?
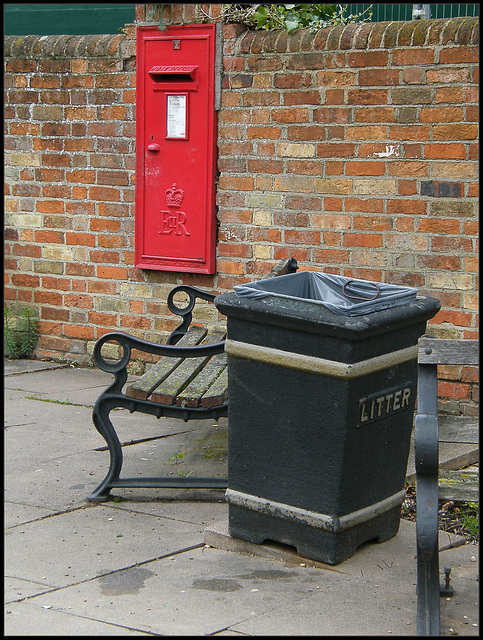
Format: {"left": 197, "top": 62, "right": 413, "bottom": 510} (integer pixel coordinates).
{"left": 215, "top": 272, "right": 440, "bottom": 565}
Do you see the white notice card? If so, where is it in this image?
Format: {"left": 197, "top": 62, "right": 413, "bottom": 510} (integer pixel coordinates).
{"left": 167, "top": 95, "right": 187, "bottom": 138}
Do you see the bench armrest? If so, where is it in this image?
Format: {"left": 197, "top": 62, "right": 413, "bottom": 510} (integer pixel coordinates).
{"left": 94, "top": 330, "right": 225, "bottom": 375}
{"left": 167, "top": 285, "right": 218, "bottom": 344}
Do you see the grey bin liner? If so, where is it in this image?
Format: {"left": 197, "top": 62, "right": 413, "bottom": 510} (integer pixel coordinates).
{"left": 234, "top": 271, "right": 419, "bottom": 317}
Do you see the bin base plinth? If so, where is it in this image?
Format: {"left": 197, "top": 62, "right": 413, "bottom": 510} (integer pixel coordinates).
{"left": 228, "top": 504, "right": 402, "bottom": 565}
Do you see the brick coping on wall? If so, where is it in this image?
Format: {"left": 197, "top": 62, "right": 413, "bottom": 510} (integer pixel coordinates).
{"left": 4, "top": 33, "right": 130, "bottom": 59}
{"left": 4, "top": 16, "right": 478, "bottom": 61}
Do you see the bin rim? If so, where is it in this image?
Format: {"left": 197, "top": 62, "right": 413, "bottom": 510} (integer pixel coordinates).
{"left": 233, "top": 271, "right": 419, "bottom": 317}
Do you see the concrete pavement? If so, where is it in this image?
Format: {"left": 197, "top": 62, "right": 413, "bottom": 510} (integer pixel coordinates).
{"left": 4, "top": 359, "right": 479, "bottom": 635}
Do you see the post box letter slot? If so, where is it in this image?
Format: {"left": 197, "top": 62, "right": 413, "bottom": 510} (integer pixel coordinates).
{"left": 148, "top": 65, "right": 198, "bottom": 91}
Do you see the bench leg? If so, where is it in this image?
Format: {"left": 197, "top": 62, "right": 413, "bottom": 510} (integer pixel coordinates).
{"left": 415, "top": 362, "right": 441, "bottom": 636}
{"left": 87, "top": 396, "right": 124, "bottom": 502}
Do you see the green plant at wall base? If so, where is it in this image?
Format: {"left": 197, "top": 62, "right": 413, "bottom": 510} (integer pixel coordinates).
{"left": 195, "top": 4, "right": 373, "bottom": 33}
{"left": 4, "top": 307, "right": 40, "bottom": 359}
{"left": 462, "top": 502, "right": 479, "bottom": 540}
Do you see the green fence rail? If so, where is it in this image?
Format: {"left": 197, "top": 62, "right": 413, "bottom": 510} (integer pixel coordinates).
{"left": 3, "top": 4, "right": 480, "bottom": 36}
{"left": 3, "top": 3, "right": 136, "bottom": 36}
{"left": 346, "top": 4, "right": 479, "bottom": 22}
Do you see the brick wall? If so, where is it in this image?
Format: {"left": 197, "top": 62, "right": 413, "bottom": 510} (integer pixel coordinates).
{"left": 4, "top": 6, "right": 479, "bottom": 414}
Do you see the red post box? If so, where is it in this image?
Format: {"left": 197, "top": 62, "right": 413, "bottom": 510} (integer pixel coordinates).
{"left": 135, "top": 24, "right": 217, "bottom": 274}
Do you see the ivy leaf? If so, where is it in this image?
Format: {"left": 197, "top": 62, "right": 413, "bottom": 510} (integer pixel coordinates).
{"left": 253, "top": 6, "right": 269, "bottom": 28}
{"left": 285, "top": 18, "right": 300, "bottom": 33}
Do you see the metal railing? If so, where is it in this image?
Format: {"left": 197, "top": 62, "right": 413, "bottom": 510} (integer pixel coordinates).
{"left": 345, "top": 4, "right": 479, "bottom": 22}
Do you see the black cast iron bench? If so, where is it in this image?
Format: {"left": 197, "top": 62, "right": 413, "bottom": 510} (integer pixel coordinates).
{"left": 414, "top": 336, "right": 479, "bottom": 636}
{"left": 87, "top": 258, "right": 298, "bottom": 502}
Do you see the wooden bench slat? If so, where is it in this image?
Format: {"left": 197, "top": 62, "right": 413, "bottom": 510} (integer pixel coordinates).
{"left": 125, "top": 326, "right": 207, "bottom": 401}
{"left": 438, "top": 415, "right": 479, "bottom": 444}
{"left": 418, "top": 338, "right": 479, "bottom": 365}
{"left": 150, "top": 330, "right": 226, "bottom": 406}
{"left": 200, "top": 367, "right": 229, "bottom": 408}
{"left": 438, "top": 469, "right": 479, "bottom": 502}
{"left": 177, "top": 352, "right": 227, "bottom": 408}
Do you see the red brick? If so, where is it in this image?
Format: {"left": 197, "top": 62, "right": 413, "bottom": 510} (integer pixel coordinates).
{"left": 347, "top": 50, "right": 388, "bottom": 67}
{"left": 433, "top": 124, "right": 478, "bottom": 141}
{"left": 420, "top": 106, "right": 464, "bottom": 123}
{"left": 34, "top": 291, "right": 63, "bottom": 305}
{"left": 89, "top": 186, "right": 121, "bottom": 201}
{"left": 283, "top": 90, "right": 320, "bottom": 106}
{"left": 418, "top": 219, "right": 460, "bottom": 234}
{"left": 389, "top": 125, "right": 431, "bottom": 141}
{"left": 247, "top": 126, "right": 281, "bottom": 140}
{"left": 313, "top": 249, "right": 349, "bottom": 264}
{"left": 285, "top": 229, "right": 321, "bottom": 245}
{"left": 87, "top": 281, "right": 117, "bottom": 294}
{"left": 63, "top": 324, "right": 95, "bottom": 339}
{"left": 387, "top": 200, "right": 427, "bottom": 215}
{"left": 10, "top": 274, "right": 40, "bottom": 288}
{"left": 218, "top": 243, "right": 252, "bottom": 258}
{"left": 41, "top": 276, "right": 71, "bottom": 291}
{"left": 64, "top": 294, "right": 94, "bottom": 309}
{"left": 317, "top": 143, "right": 355, "bottom": 158}
{"left": 423, "top": 144, "right": 466, "bottom": 160}
{"left": 431, "top": 236, "right": 473, "bottom": 252}
{"left": 272, "top": 108, "right": 309, "bottom": 123}
{"left": 398, "top": 180, "right": 417, "bottom": 196}
{"left": 417, "top": 255, "right": 460, "bottom": 270}
{"left": 342, "top": 234, "right": 383, "bottom": 248}
{"left": 354, "top": 107, "right": 395, "bottom": 123}
{"left": 359, "top": 69, "right": 399, "bottom": 86}
{"left": 42, "top": 307, "right": 70, "bottom": 322}
{"left": 90, "top": 219, "right": 121, "bottom": 232}
{"left": 388, "top": 161, "right": 428, "bottom": 178}
{"left": 97, "top": 235, "right": 127, "bottom": 248}
{"left": 353, "top": 216, "right": 393, "bottom": 231}
{"left": 120, "top": 315, "right": 152, "bottom": 329}
{"left": 66, "top": 232, "right": 96, "bottom": 247}
{"left": 35, "top": 230, "right": 64, "bottom": 244}
{"left": 218, "top": 176, "right": 255, "bottom": 190}
{"left": 347, "top": 89, "right": 388, "bottom": 105}
{"left": 88, "top": 311, "right": 117, "bottom": 326}
{"left": 288, "top": 125, "right": 325, "bottom": 141}
{"left": 13, "top": 244, "right": 42, "bottom": 258}
{"left": 440, "top": 47, "right": 479, "bottom": 64}
{"left": 346, "top": 161, "right": 385, "bottom": 176}
{"left": 97, "top": 203, "right": 129, "bottom": 217}
{"left": 324, "top": 88, "right": 345, "bottom": 105}
{"left": 42, "top": 185, "right": 71, "bottom": 199}
{"left": 274, "top": 73, "right": 311, "bottom": 89}
{"left": 323, "top": 232, "right": 341, "bottom": 246}
{"left": 392, "top": 48, "right": 435, "bottom": 66}
{"left": 436, "top": 310, "right": 473, "bottom": 328}
{"left": 313, "top": 108, "right": 350, "bottom": 124}
{"left": 96, "top": 266, "right": 128, "bottom": 279}
{"left": 217, "top": 259, "right": 244, "bottom": 275}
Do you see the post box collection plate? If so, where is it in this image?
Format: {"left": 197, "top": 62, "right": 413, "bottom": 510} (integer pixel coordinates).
{"left": 135, "top": 25, "right": 217, "bottom": 273}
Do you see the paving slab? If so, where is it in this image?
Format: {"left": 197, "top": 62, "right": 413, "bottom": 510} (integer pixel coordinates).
{"left": 4, "top": 366, "right": 113, "bottom": 407}
{"left": 439, "top": 542, "right": 479, "bottom": 636}
{"left": 4, "top": 358, "right": 70, "bottom": 375}
{"left": 5, "top": 600, "right": 151, "bottom": 636}
{"left": 205, "top": 518, "right": 466, "bottom": 569}
{"left": 4, "top": 545, "right": 358, "bottom": 636}
{"left": 5, "top": 502, "right": 209, "bottom": 596}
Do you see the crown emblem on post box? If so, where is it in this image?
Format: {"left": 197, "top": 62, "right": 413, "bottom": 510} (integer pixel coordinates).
{"left": 165, "top": 183, "right": 184, "bottom": 208}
